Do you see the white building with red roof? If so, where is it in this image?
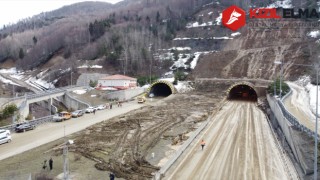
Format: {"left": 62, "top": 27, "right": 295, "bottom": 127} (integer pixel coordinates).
{"left": 97, "top": 74, "right": 137, "bottom": 90}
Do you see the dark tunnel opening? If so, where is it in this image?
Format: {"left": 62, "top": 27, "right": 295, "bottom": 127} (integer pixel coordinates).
{"left": 149, "top": 83, "right": 173, "bottom": 97}
{"left": 228, "top": 85, "right": 257, "bottom": 102}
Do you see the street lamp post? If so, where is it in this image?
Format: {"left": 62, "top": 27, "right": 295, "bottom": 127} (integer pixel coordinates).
{"left": 315, "top": 68, "right": 319, "bottom": 180}
{"left": 70, "top": 72, "right": 73, "bottom": 86}
{"left": 274, "top": 60, "right": 282, "bottom": 98}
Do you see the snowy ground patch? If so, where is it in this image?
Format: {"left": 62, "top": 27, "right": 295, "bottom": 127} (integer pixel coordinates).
{"left": 307, "top": 30, "right": 320, "bottom": 38}
{"left": 215, "top": 13, "right": 222, "bottom": 25}
{"left": 0, "top": 76, "right": 19, "bottom": 86}
{"left": 169, "top": 47, "right": 191, "bottom": 51}
{"left": 73, "top": 89, "right": 87, "bottom": 95}
{"left": 190, "top": 51, "right": 215, "bottom": 69}
{"left": 78, "top": 65, "right": 103, "bottom": 69}
{"left": 267, "top": 0, "right": 293, "bottom": 8}
{"left": 159, "top": 77, "right": 174, "bottom": 83}
{"left": 231, "top": 32, "right": 241, "bottom": 37}
{"left": 170, "top": 54, "right": 192, "bottom": 70}
{"left": 26, "top": 77, "right": 54, "bottom": 90}
{"left": 186, "top": 22, "right": 214, "bottom": 28}
{"left": 175, "top": 81, "right": 193, "bottom": 93}
{"left": 0, "top": 68, "right": 18, "bottom": 74}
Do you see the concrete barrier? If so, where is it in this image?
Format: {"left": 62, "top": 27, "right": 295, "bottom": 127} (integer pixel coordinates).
{"left": 268, "top": 94, "right": 314, "bottom": 175}
{"left": 61, "top": 92, "right": 91, "bottom": 111}
{"left": 104, "top": 88, "right": 145, "bottom": 101}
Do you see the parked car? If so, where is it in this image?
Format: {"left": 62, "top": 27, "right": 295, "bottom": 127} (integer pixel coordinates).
{"left": 0, "top": 129, "right": 10, "bottom": 137}
{"left": 72, "top": 110, "right": 84, "bottom": 118}
{"left": 85, "top": 107, "right": 95, "bottom": 113}
{"left": 15, "top": 122, "right": 35, "bottom": 133}
{"left": 53, "top": 111, "right": 72, "bottom": 122}
{"left": 97, "top": 105, "right": 106, "bottom": 110}
{"left": 0, "top": 135, "right": 11, "bottom": 144}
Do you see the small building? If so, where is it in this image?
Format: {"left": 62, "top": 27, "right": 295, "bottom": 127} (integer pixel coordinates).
{"left": 97, "top": 74, "right": 137, "bottom": 90}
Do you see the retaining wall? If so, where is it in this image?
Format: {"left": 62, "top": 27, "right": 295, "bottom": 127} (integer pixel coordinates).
{"left": 60, "top": 93, "right": 91, "bottom": 111}
{"left": 104, "top": 88, "right": 145, "bottom": 101}
{"left": 267, "top": 95, "right": 314, "bottom": 175}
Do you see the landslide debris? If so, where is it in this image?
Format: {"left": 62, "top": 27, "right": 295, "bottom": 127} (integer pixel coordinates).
{"left": 70, "top": 92, "right": 222, "bottom": 179}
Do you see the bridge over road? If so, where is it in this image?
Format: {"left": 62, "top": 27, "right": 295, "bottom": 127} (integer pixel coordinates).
{"left": 1, "top": 86, "right": 86, "bottom": 121}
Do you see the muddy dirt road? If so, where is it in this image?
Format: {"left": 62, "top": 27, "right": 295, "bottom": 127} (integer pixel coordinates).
{"left": 0, "top": 101, "right": 144, "bottom": 161}
{"left": 166, "top": 101, "right": 296, "bottom": 180}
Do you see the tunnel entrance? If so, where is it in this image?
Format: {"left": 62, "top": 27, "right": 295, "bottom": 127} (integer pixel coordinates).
{"left": 228, "top": 84, "right": 257, "bottom": 101}
{"left": 149, "top": 83, "right": 173, "bottom": 97}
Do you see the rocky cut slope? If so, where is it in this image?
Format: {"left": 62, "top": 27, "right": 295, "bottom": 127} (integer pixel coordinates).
{"left": 174, "top": 0, "right": 320, "bottom": 81}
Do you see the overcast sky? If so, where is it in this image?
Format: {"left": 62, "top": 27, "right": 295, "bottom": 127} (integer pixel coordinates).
{"left": 0, "top": 0, "right": 123, "bottom": 28}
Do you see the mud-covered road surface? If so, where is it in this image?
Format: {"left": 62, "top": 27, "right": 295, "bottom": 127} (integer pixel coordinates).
{"left": 166, "top": 101, "right": 297, "bottom": 180}
{"left": 71, "top": 92, "right": 221, "bottom": 179}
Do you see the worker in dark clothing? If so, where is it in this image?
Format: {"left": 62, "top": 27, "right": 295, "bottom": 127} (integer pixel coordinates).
{"left": 49, "top": 158, "right": 53, "bottom": 170}
{"left": 201, "top": 139, "right": 206, "bottom": 150}
{"left": 42, "top": 159, "right": 47, "bottom": 170}
{"left": 109, "top": 172, "right": 115, "bottom": 180}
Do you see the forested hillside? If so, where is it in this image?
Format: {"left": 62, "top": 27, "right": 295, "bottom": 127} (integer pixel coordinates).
{"left": 0, "top": 0, "right": 318, "bottom": 82}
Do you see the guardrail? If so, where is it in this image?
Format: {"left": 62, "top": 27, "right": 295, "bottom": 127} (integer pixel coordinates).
{"left": 277, "top": 100, "right": 319, "bottom": 140}
{"left": 2, "top": 85, "right": 84, "bottom": 101}
{"left": 0, "top": 115, "right": 53, "bottom": 131}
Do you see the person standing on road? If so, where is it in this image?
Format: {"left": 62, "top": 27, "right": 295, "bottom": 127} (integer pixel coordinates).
{"left": 109, "top": 172, "right": 115, "bottom": 180}
{"left": 201, "top": 140, "right": 206, "bottom": 150}
{"left": 93, "top": 109, "right": 96, "bottom": 115}
{"left": 42, "top": 159, "right": 47, "bottom": 170}
{"left": 49, "top": 157, "right": 53, "bottom": 170}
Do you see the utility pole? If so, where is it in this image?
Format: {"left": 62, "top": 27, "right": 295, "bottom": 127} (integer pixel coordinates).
{"left": 315, "top": 67, "right": 319, "bottom": 180}
{"left": 63, "top": 126, "right": 69, "bottom": 180}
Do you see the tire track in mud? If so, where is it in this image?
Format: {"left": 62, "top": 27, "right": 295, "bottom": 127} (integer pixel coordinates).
{"left": 168, "top": 101, "right": 291, "bottom": 180}
{"left": 71, "top": 93, "right": 220, "bottom": 179}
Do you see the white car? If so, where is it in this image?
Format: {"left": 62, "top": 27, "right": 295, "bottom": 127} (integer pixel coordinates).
{"left": 0, "top": 129, "right": 11, "bottom": 145}
{"left": 0, "top": 129, "right": 10, "bottom": 137}
{"left": 0, "top": 135, "right": 11, "bottom": 144}
{"left": 85, "top": 107, "right": 95, "bottom": 113}
{"left": 97, "top": 105, "right": 106, "bottom": 110}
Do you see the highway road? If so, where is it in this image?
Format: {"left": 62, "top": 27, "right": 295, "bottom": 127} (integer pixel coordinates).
{"left": 0, "top": 101, "right": 144, "bottom": 161}
{"left": 166, "top": 101, "right": 297, "bottom": 180}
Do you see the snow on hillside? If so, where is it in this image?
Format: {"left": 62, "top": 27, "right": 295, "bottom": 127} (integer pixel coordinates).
{"left": 175, "top": 81, "right": 193, "bottom": 93}
{"left": 170, "top": 54, "right": 192, "bottom": 70}
{"left": 215, "top": 13, "right": 222, "bottom": 25}
{"left": 307, "top": 30, "right": 320, "bottom": 38}
{"left": 169, "top": 47, "right": 191, "bottom": 51}
{"left": 0, "top": 68, "right": 18, "bottom": 74}
{"left": 0, "top": 76, "right": 19, "bottom": 86}
{"left": 267, "top": 0, "right": 293, "bottom": 8}
{"left": 295, "top": 76, "right": 320, "bottom": 117}
{"left": 186, "top": 21, "right": 214, "bottom": 28}
{"left": 173, "top": 37, "right": 233, "bottom": 41}
{"left": 231, "top": 32, "right": 241, "bottom": 37}
{"left": 78, "top": 65, "right": 103, "bottom": 69}
{"left": 73, "top": 89, "right": 87, "bottom": 95}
